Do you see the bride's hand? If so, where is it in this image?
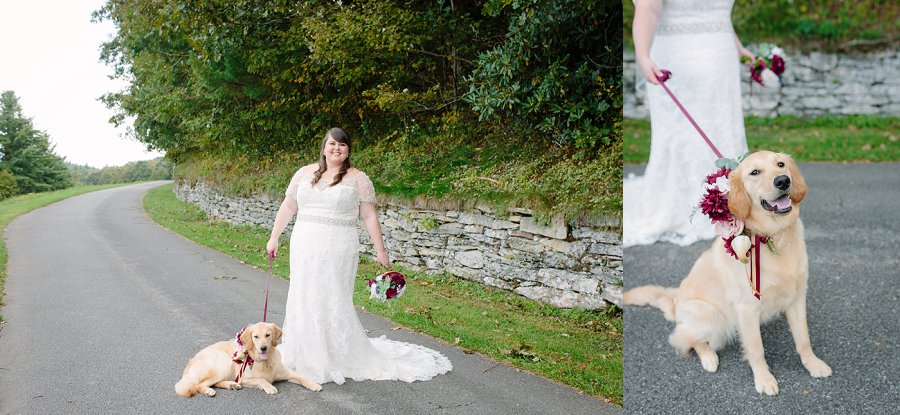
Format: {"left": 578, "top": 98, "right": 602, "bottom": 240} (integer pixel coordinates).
{"left": 738, "top": 47, "right": 757, "bottom": 64}
{"left": 266, "top": 238, "right": 278, "bottom": 259}
{"left": 636, "top": 55, "right": 664, "bottom": 85}
{"left": 376, "top": 250, "right": 391, "bottom": 270}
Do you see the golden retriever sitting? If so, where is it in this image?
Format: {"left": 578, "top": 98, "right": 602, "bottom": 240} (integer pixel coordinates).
{"left": 175, "top": 322, "right": 322, "bottom": 397}
{"left": 624, "top": 151, "right": 832, "bottom": 396}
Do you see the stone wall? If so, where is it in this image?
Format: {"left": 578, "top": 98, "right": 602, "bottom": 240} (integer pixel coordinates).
{"left": 174, "top": 181, "right": 623, "bottom": 309}
{"left": 624, "top": 48, "right": 900, "bottom": 119}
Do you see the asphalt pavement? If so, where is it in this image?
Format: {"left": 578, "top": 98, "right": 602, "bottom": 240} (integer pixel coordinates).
{"left": 0, "top": 181, "right": 618, "bottom": 415}
{"left": 623, "top": 162, "right": 900, "bottom": 414}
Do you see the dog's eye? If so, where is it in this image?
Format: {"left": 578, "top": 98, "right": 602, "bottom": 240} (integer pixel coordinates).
{"left": 266, "top": 334, "right": 271, "bottom": 337}
{"left": 750, "top": 169, "right": 760, "bottom": 176}
{"left": 777, "top": 162, "right": 785, "bottom": 168}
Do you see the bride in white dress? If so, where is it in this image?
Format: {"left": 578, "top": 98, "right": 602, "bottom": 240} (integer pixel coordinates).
{"left": 266, "top": 128, "right": 452, "bottom": 385}
{"left": 624, "top": 0, "right": 752, "bottom": 247}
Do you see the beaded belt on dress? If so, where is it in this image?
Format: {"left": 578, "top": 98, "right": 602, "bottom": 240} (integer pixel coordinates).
{"left": 296, "top": 214, "right": 356, "bottom": 227}
{"left": 656, "top": 20, "right": 732, "bottom": 36}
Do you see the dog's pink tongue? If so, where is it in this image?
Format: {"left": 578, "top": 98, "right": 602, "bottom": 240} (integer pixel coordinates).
{"left": 772, "top": 195, "right": 791, "bottom": 209}
{"left": 259, "top": 352, "right": 269, "bottom": 360}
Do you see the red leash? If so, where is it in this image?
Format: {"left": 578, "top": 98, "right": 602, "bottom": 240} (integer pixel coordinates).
{"left": 656, "top": 70, "right": 762, "bottom": 300}
{"left": 263, "top": 252, "right": 274, "bottom": 322}
{"left": 234, "top": 253, "right": 275, "bottom": 383}
{"left": 655, "top": 70, "right": 724, "bottom": 159}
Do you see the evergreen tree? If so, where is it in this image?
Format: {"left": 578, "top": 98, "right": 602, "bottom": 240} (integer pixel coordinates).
{"left": 0, "top": 91, "right": 72, "bottom": 194}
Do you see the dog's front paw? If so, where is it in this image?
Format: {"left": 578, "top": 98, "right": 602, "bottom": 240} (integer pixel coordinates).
{"left": 204, "top": 388, "right": 216, "bottom": 397}
{"left": 699, "top": 352, "right": 718, "bottom": 373}
{"left": 804, "top": 357, "right": 832, "bottom": 378}
{"left": 306, "top": 382, "right": 323, "bottom": 392}
{"left": 753, "top": 372, "right": 779, "bottom": 396}
{"left": 264, "top": 385, "right": 278, "bottom": 395}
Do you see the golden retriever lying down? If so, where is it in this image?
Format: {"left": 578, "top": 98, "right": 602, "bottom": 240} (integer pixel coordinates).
{"left": 175, "top": 322, "right": 322, "bottom": 397}
{"left": 624, "top": 151, "right": 831, "bottom": 396}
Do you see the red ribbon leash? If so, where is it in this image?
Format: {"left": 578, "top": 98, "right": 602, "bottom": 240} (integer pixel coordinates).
{"left": 655, "top": 71, "right": 724, "bottom": 159}
{"left": 232, "top": 328, "right": 255, "bottom": 383}
{"left": 232, "top": 253, "right": 275, "bottom": 383}
{"left": 263, "top": 252, "right": 273, "bottom": 322}
{"left": 752, "top": 235, "right": 762, "bottom": 300}
{"left": 656, "top": 70, "right": 762, "bottom": 300}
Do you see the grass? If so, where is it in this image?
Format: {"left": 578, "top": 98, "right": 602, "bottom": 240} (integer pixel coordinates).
{"left": 174, "top": 123, "right": 622, "bottom": 222}
{"left": 625, "top": 115, "right": 900, "bottom": 164}
{"left": 143, "top": 183, "right": 623, "bottom": 404}
{"left": 623, "top": 0, "right": 900, "bottom": 52}
{"left": 0, "top": 184, "right": 129, "bottom": 322}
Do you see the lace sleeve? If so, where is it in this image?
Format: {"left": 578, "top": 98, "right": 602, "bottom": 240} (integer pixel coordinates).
{"left": 285, "top": 168, "right": 305, "bottom": 200}
{"left": 356, "top": 172, "right": 376, "bottom": 205}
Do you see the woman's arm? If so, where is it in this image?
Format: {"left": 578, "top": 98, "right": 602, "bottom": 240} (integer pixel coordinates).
{"left": 733, "top": 31, "right": 756, "bottom": 61}
{"left": 266, "top": 197, "right": 298, "bottom": 258}
{"left": 633, "top": 0, "right": 665, "bottom": 84}
{"left": 360, "top": 202, "right": 391, "bottom": 269}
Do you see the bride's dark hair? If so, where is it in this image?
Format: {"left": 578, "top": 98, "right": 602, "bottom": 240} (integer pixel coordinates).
{"left": 312, "top": 127, "right": 352, "bottom": 187}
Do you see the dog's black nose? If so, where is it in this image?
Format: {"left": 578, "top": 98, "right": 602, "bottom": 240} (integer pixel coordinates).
{"left": 774, "top": 175, "right": 791, "bottom": 190}
{"left": 260, "top": 346, "right": 268, "bottom": 352}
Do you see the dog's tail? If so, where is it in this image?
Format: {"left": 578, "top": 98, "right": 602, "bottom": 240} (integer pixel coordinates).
{"left": 623, "top": 285, "right": 677, "bottom": 321}
{"left": 175, "top": 376, "right": 197, "bottom": 397}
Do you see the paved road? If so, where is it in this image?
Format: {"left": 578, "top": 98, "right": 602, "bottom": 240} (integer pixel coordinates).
{"left": 0, "top": 182, "right": 618, "bottom": 415}
{"left": 624, "top": 163, "right": 900, "bottom": 414}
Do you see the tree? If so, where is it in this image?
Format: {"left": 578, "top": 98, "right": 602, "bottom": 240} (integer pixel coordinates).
{"left": 0, "top": 91, "right": 72, "bottom": 194}
{"left": 95, "top": 1, "right": 489, "bottom": 159}
{"left": 465, "top": 0, "right": 622, "bottom": 155}
{"left": 95, "top": 0, "right": 619, "bottom": 163}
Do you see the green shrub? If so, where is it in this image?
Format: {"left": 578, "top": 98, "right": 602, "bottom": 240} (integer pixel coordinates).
{"left": 466, "top": 0, "right": 622, "bottom": 155}
{"left": 0, "top": 170, "right": 18, "bottom": 200}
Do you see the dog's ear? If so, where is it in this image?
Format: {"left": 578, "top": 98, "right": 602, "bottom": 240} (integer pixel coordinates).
{"left": 728, "top": 168, "right": 751, "bottom": 219}
{"left": 785, "top": 155, "right": 807, "bottom": 204}
{"left": 240, "top": 324, "right": 254, "bottom": 350}
{"left": 272, "top": 325, "right": 283, "bottom": 346}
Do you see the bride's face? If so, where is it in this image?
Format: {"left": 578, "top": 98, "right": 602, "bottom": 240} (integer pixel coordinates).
{"left": 323, "top": 137, "right": 349, "bottom": 164}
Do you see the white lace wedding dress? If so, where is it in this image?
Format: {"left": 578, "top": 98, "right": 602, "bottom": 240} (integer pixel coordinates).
{"left": 279, "top": 167, "right": 452, "bottom": 384}
{"left": 624, "top": 0, "right": 748, "bottom": 247}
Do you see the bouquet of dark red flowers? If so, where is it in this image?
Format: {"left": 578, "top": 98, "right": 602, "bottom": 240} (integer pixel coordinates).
{"left": 694, "top": 154, "right": 752, "bottom": 262}
{"left": 368, "top": 271, "right": 406, "bottom": 301}
{"left": 741, "top": 43, "right": 786, "bottom": 90}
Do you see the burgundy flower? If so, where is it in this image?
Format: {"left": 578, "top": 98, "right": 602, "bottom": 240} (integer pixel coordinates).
{"left": 750, "top": 60, "right": 766, "bottom": 85}
{"left": 706, "top": 167, "right": 732, "bottom": 185}
{"left": 770, "top": 55, "right": 785, "bottom": 76}
{"left": 391, "top": 276, "right": 405, "bottom": 287}
{"left": 723, "top": 236, "right": 738, "bottom": 259}
{"left": 385, "top": 287, "right": 398, "bottom": 299}
{"left": 699, "top": 187, "right": 732, "bottom": 223}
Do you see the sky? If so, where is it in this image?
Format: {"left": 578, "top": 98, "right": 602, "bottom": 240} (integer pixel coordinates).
{"left": 0, "top": 0, "right": 164, "bottom": 168}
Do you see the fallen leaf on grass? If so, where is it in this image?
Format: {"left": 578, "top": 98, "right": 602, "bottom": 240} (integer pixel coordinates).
{"left": 500, "top": 344, "right": 540, "bottom": 362}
